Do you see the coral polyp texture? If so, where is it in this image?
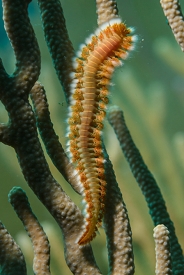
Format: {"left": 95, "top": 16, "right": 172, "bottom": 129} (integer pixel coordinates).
{"left": 153, "top": 224, "right": 172, "bottom": 275}
{"left": 160, "top": 0, "right": 184, "bottom": 51}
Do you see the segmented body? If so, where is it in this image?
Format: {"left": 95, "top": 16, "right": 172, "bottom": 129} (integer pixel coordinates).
{"left": 67, "top": 18, "right": 136, "bottom": 245}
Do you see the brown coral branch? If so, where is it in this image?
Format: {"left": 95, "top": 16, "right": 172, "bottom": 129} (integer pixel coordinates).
{"left": 0, "top": 124, "right": 10, "bottom": 144}
{"left": 9, "top": 187, "right": 51, "bottom": 275}
{"left": 0, "top": 221, "right": 26, "bottom": 275}
{"left": 96, "top": 0, "right": 119, "bottom": 26}
{"left": 37, "top": 0, "right": 74, "bottom": 103}
{"left": 2, "top": 0, "right": 40, "bottom": 86}
{"left": 107, "top": 105, "right": 184, "bottom": 274}
{"left": 153, "top": 224, "right": 172, "bottom": 275}
{"left": 30, "top": 82, "right": 81, "bottom": 194}
{"left": 103, "top": 146, "right": 135, "bottom": 275}
{"left": 160, "top": 0, "right": 184, "bottom": 51}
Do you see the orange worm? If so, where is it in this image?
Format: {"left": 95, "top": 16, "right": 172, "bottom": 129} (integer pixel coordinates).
{"left": 67, "top": 18, "right": 136, "bottom": 245}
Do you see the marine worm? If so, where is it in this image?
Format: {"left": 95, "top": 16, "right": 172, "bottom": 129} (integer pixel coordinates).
{"left": 67, "top": 18, "right": 136, "bottom": 245}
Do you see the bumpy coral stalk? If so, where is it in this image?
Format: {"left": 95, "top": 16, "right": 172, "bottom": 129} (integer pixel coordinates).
{"left": 9, "top": 187, "right": 51, "bottom": 275}
{"left": 38, "top": 0, "right": 74, "bottom": 103}
{"left": 103, "top": 146, "right": 135, "bottom": 275}
{"left": 153, "top": 224, "right": 172, "bottom": 275}
{"left": 0, "top": 221, "right": 26, "bottom": 275}
{"left": 30, "top": 82, "right": 81, "bottom": 194}
{"left": 160, "top": 0, "right": 184, "bottom": 51}
{"left": 107, "top": 106, "right": 184, "bottom": 274}
{"left": 96, "top": 0, "right": 119, "bottom": 26}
